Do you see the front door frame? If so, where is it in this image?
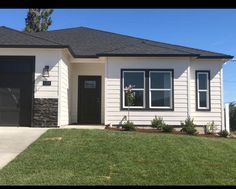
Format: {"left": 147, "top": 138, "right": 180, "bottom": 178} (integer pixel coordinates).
{"left": 77, "top": 75, "right": 101, "bottom": 124}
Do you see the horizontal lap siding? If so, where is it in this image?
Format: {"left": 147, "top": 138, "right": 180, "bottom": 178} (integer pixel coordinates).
{"left": 190, "top": 59, "right": 224, "bottom": 128}
{"left": 105, "top": 57, "right": 189, "bottom": 126}
{"left": 34, "top": 66, "right": 59, "bottom": 98}
{"left": 59, "top": 52, "right": 71, "bottom": 126}
{"left": 0, "top": 48, "right": 61, "bottom": 99}
{"left": 34, "top": 51, "right": 60, "bottom": 98}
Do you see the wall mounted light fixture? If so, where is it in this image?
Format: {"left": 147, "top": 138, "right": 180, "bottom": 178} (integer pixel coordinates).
{"left": 42, "top": 65, "right": 49, "bottom": 77}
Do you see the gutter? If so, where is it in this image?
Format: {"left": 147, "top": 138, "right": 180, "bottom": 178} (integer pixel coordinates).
{"left": 0, "top": 45, "right": 233, "bottom": 60}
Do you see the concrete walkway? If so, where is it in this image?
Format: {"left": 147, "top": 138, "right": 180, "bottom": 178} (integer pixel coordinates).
{"left": 0, "top": 127, "right": 48, "bottom": 169}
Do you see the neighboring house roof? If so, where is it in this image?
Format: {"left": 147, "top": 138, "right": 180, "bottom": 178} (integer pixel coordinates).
{"left": 0, "top": 26, "right": 233, "bottom": 59}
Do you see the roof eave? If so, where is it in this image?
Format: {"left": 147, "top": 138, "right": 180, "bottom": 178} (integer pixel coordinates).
{"left": 0, "top": 45, "right": 67, "bottom": 48}
{"left": 0, "top": 45, "right": 233, "bottom": 60}
{"left": 73, "top": 54, "right": 99, "bottom": 58}
{"left": 197, "top": 55, "right": 234, "bottom": 59}
{"left": 96, "top": 53, "right": 200, "bottom": 57}
{"left": 95, "top": 53, "right": 234, "bottom": 59}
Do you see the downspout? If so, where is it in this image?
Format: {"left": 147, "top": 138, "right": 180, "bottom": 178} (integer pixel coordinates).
{"left": 187, "top": 58, "right": 191, "bottom": 117}
{"left": 104, "top": 57, "right": 108, "bottom": 126}
{"left": 57, "top": 57, "right": 62, "bottom": 127}
{"left": 220, "top": 65, "right": 225, "bottom": 131}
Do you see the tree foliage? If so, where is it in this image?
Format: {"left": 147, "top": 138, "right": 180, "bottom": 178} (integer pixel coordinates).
{"left": 124, "top": 85, "right": 135, "bottom": 122}
{"left": 122, "top": 85, "right": 136, "bottom": 131}
{"left": 24, "top": 9, "right": 53, "bottom": 32}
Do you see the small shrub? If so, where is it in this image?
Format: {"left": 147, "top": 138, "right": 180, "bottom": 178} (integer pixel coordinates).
{"left": 162, "top": 124, "right": 174, "bottom": 133}
{"left": 151, "top": 116, "right": 166, "bottom": 130}
{"left": 180, "top": 116, "right": 197, "bottom": 135}
{"left": 218, "top": 130, "right": 229, "bottom": 138}
{"left": 122, "top": 121, "right": 135, "bottom": 131}
{"left": 206, "top": 121, "right": 216, "bottom": 134}
{"left": 185, "top": 127, "right": 197, "bottom": 135}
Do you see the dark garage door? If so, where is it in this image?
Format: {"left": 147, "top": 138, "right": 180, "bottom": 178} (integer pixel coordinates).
{"left": 0, "top": 56, "right": 35, "bottom": 126}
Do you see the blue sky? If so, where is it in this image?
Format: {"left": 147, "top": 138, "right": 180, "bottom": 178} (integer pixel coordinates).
{"left": 0, "top": 9, "right": 235, "bottom": 103}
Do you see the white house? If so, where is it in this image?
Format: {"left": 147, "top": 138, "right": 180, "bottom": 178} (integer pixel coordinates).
{"left": 0, "top": 26, "right": 233, "bottom": 131}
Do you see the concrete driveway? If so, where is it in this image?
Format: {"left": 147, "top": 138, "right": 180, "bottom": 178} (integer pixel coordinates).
{"left": 0, "top": 127, "right": 48, "bottom": 169}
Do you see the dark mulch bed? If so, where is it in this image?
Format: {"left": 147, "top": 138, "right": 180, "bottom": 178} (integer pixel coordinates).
{"left": 105, "top": 127, "right": 235, "bottom": 139}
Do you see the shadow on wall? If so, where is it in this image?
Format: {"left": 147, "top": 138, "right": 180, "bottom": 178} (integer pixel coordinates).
{"left": 119, "top": 115, "right": 127, "bottom": 125}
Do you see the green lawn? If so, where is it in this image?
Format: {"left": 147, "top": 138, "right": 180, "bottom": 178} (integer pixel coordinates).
{"left": 0, "top": 129, "right": 236, "bottom": 185}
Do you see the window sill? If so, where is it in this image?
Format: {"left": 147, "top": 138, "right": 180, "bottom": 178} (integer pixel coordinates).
{"left": 121, "top": 107, "right": 174, "bottom": 111}
{"left": 196, "top": 108, "right": 211, "bottom": 111}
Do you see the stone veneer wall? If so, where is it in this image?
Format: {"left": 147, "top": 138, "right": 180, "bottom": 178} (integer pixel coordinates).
{"left": 33, "top": 98, "right": 58, "bottom": 127}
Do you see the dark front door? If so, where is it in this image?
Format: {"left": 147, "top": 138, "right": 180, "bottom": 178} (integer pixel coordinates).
{"left": 78, "top": 76, "right": 101, "bottom": 124}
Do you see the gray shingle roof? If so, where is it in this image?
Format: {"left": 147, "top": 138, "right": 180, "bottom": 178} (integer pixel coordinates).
{"left": 31, "top": 27, "right": 234, "bottom": 59}
{"left": 0, "top": 26, "right": 233, "bottom": 59}
{"left": 0, "top": 26, "right": 64, "bottom": 47}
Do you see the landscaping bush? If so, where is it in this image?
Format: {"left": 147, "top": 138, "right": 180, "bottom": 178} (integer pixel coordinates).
{"left": 218, "top": 130, "right": 229, "bottom": 138}
{"left": 180, "top": 116, "right": 197, "bottom": 135}
{"left": 162, "top": 124, "right": 174, "bottom": 133}
{"left": 122, "top": 121, "right": 135, "bottom": 131}
{"left": 185, "top": 127, "right": 197, "bottom": 135}
{"left": 206, "top": 121, "right": 217, "bottom": 134}
{"left": 151, "top": 116, "right": 166, "bottom": 130}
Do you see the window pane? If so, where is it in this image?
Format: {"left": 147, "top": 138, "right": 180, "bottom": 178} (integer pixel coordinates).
{"left": 199, "top": 91, "right": 207, "bottom": 107}
{"left": 124, "top": 72, "right": 144, "bottom": 89}
{"left": 151, "top": 72, "right": 171, "bottom": 89}
{"left": 151, "top": 91, "right": 171, "bottom": 107}
{"left": 198, "top": 73, "right": 207, "bottom": 90}
{"left": 84, "top": 80, "right": 96, "bottom": 89}
{"left": 125, "top": 90, "right": 143, "bottom": 107}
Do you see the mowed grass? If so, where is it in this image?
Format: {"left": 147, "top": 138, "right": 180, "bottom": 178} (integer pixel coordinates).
{"left": 0, "top": 129, "right": 236, "bottom": 185}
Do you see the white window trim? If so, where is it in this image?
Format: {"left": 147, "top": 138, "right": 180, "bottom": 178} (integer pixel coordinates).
{"left": 197, "top": 72, "right": 209, "bottom": 110}
{"left": 149, "top": 71, "right": 172, "bottom": 109}
{"left": 122, "top": 71, "right": 145, "bottom": 109}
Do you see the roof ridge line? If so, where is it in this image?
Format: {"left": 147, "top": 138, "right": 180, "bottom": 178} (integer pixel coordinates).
{"left": 97, "top": 40, "right": 199, "bottom": 56}
{"left": 2, "top": 26, "right": 65, "bottom": 46}
{"left": 80, "top": 26, "right": 230, "bottom": 56}
{"left": 141, "top": 41, "right": 199, "bottom": 55}
{"left": 33, "top": 26, "right": 201, "bottom": 56}
{"left": 38, "top": 26, "right": 84, "bottom": 33}
{"left": 148, "top": 40, "right": 231, "bottom": 56}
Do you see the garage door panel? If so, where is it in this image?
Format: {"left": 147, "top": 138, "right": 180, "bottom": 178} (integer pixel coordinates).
{"left": 0, "top": 56, "right": 35, "bottom": 126}
{"left": 0, "top": 88, "right": 20, "bottom": 125}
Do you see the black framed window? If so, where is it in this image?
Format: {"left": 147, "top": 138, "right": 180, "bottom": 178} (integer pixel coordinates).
{"left": 121, "top": 69, "right": 174, "bottom": 110}
{"left": 123, "top": 71, "right": 145, "bottom": 108}
{"left": 149, "top": 71, "right": 173, "bottom": 109}
{"left": 196, "top": 71, "right": 210, "bottom": 111}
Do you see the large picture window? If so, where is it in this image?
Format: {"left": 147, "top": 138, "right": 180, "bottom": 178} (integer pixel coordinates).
{"left": 149, "top": 71, "right": 173, "bottom": 109}
{"left": 121, "top": 69, "right": 174, "bottom": 110}
{"left": 123, "top": 71, "right": 145, "bottom": 108}
{"left": 196, "top": 71, "right": 210, "bottom": 110}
